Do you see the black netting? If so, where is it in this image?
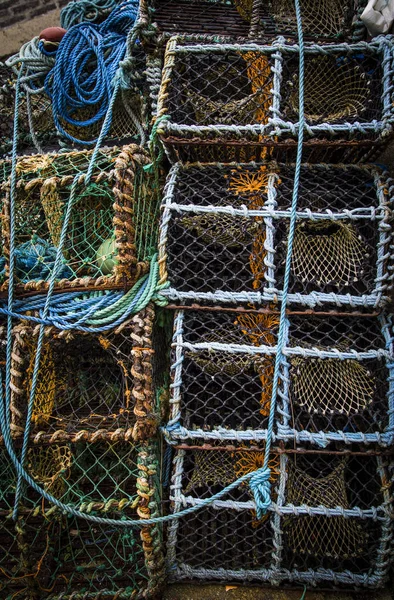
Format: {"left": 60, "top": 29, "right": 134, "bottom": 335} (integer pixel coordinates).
{"left": 147, "top": 0, "right": 365, "bottom": 40}
{"left": 166, "top": 51, "right": 273, "bottom": 127}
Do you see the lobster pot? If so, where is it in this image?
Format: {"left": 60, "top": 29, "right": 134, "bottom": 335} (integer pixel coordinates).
{"left": 142, "top": 0, "right": 367, "bottom": 41}
{"left": 159, "top": 162, "right": 394, "bottom": 309}
{"left": 156, "top": 36, "right": 393, "bottom": 163}
{"left": 167, "top": 309, "right": 393, "bottom": 446}
{"left": 168, "top": 445, "right": 393, "bottom": 588}
{"left": 5, "top": 305, "right": 164, "bottom": 441}
{"left": 0, "top": 145, "right": 160, "bottom": 293}
{"left": 0, "top": 443, "right": 165, "bottom": 599}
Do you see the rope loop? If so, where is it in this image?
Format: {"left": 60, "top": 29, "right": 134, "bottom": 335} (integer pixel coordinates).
{"left": 249, "top": 467, "right": 272, "bottom": 519}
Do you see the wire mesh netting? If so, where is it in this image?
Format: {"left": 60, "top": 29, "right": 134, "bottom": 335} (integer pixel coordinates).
{"left": 3, "top": 305, "right": 163, "bottom": 442}
{"left": 0, "top": 144, "right": 160, "bottom": 293}
{"left": 143, "top": 0, "right": 367, "bottom": 40}
{"left": 0, "top": 442, "right": 165, "bottom": 599}
{"left": 168, "top": 445, "right": 393, "bottom": 587}
{"left": 168, "top": 310, "right": 393, "bottom": 445}
{"left": 159, "top": 162, "right": 393, "bottom": 308}
{"left": 156, "top": 37, "right": 393, "bottom": 161}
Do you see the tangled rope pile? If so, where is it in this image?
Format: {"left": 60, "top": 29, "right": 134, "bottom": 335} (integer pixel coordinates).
{"left": 6, "top": 0, "right": 140, "bottom": 146}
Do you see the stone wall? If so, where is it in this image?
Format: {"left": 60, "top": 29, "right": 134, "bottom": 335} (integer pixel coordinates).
{"left": 0, "top": 0, "right": 69, "bottom": 29}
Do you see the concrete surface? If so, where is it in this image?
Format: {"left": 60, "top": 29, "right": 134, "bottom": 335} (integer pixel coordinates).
{"left": 163, "top": 584, "right": 393, "bottom": 600}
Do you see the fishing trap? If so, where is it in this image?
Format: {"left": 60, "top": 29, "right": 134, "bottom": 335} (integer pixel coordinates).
{"left": 0, "top": 144, "right": 160, "bottom": 294}
{"left": 0, "top": 442, "right": 165, "bottom": 599}
{"left": 159, "top": 162, "right": 394, "bottom": 309}
{"left": 167, "top": 444, "right": 393, "bottom": 588}
{"left": 1, "top": 303, "right": 170, "bottom": 442}
{"left": 155, "top": 36, "right": 394, "bottom": 162}
{"left": 166, "top": 309, "right": 394, "bottom": 446}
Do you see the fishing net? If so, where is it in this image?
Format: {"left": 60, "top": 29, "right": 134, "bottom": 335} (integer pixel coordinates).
{"left": 0, "top": 443, "right": 165, "bottom": 599}
{"left": 283, "top": 54, "right": 378, "bottom": 126}
{"left": 164, "top": 49, "right": 273, "bottom": 129}
{"left": 285, "top": 315, "right": 390, "bottom": 439}
{"left": 290, "top": 220, "right": 369, "bottom": 287}
{"left": 174, "top": 310, "right": 278, "bottom": 433}
{"left": 284, "top": 458, "right": 365, "bottom": 559}
{"left": 185, "top": 449, "right": 235, "bottom": 492}
{"left": 146, "top": 0, "right": 252, "bottom": 38}
{"left": 290, "top": 358, "right": 375, "bottom": 416}
{"left": 9, "top": 305, "right": 158, "bottom": 441}
{"left": 0, "top": 145, "right": 160, "bottom": 293}
{"left": 264, "top": 0, "right": 361, "bottom": 39}
{"left": 160, "top": 162, "right": 392, "bottom": 305}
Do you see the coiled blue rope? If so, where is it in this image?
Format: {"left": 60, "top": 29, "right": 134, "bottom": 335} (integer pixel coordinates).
{"left": 45, "top": 0, "right": 139, "bottom": 144}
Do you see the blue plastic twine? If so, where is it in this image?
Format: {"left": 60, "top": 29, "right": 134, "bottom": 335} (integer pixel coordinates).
{"left": 249, "top": 0, "right": 305, "bottom": 519}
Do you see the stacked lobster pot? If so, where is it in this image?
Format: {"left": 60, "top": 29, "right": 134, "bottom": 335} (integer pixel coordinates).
{"left": 0, "top": 141, "right": 167, "bottom": 598}
{"left": 148, "top": 0, "right": 394, "bottom": 591}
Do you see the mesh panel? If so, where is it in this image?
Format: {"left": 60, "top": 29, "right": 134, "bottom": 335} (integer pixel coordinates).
{"left": 169, "top": 446, "right": 393, "bottom": 586}
{"left": 150, "top": 0, "right": 251, "bottom": 37}
{"left": 264, "top": 0, "right": 358, "bottom": 39}
{"left": 165, "top": 50, "right": 274, "bottom": 127}
{"left": 160, "top": 162, "right": 392, "bottom": 306}
{"left": 146, "top": 0, "right": 365, "bottom": 40}
{"left": 173, "top": 310, "right": 278, "bottom": 433}
{"left": 9, "top": 306, "right": 157, "bottom": 441}
{"left": 285, "top": 458, "right": 365, "bottom": 558}
{"left": 0, "top": 145, "right": 159, "bottom": 293}
{"left": 281, "top": 54, "right": 380, "bottom": 126}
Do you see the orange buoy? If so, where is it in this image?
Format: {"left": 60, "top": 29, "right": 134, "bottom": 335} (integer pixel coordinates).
{"left": 39, "top": 27, "right": 67, "bottom": 48}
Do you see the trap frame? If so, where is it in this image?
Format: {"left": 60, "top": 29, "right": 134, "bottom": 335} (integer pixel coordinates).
{"left": 3, "top": 304, "right": 164, "bottom": 442}
{"left": 0, "top": 144, "right": 160, "bottom": 294}
{"left": 158, "top": 162, "right": 394, "bottom": 310}
{"left": 167, "top": 444, "right": 393, "bottom": 588}
{"left": 155, "top": 36, "right": 394, "bottom": 163}
{"left": 166, "top": 309, "right": 394, "bottom": 447}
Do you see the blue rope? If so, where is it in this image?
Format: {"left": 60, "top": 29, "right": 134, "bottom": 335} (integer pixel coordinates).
{"left": 249, "top": 0, "right": 305, "bottom": 519}
{"left": 0, "top": 382, "right": 273, "bottom": 527}
{"left": 45, "top": 0, "right": 139, "bottom": 144}
{"left": 2, "top": 1, "right": 306, "bottom": 529}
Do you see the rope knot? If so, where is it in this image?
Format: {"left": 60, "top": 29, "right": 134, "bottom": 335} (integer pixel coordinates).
{"left": 249, "top": 467, "right": 272, "bottom": 520}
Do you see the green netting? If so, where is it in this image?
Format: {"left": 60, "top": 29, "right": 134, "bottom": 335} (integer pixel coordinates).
{"left": 0, "top": 442, "right": 165, "bottom": 599}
